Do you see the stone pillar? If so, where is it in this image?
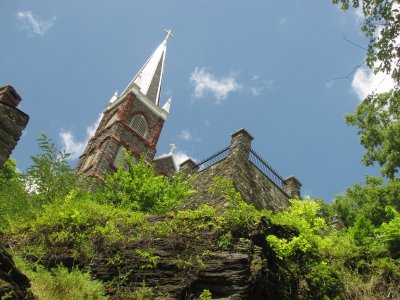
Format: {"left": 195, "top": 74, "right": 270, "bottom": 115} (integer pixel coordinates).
{"left": 0, "top": 85, "right": 29, "bottom": 166}
{"left": 179, "top": 158, "right": 198, "bottom": 176}
{"left": 229, "top": 128, "right": 254, "bottom": 160}
{"left": 283, "top": 176, "right": 302, "bottom": 199}
{"left": 0, "top": 85, "right": 21, "bottom": 107}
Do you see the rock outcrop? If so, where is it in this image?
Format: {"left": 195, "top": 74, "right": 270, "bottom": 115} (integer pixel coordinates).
{"left": 0, "top": 246, "right": 34, "bottom": 300}
{"left": 4, "top": 213, "right": 299, "bottom": 299}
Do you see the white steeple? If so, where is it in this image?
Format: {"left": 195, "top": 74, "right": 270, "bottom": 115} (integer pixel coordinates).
{"left": 121, "top": 30, "right": 173, "bottom": 106}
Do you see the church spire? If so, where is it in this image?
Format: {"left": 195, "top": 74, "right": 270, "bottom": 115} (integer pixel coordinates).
{"left": 121, "top": 30, "right": 173, "bottom": 106}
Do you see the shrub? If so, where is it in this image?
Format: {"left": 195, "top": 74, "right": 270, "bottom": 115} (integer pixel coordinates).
{"left": 100, "top": 151, "right": 194, "bottom": 214}
{"left": 25, "top": 133, "right": 77, "bottom": 204}
{"left": 15, "top": 258, "right": 106, "bottom": 300}
{"left": 10, "top": 190, "right": 147, "bottom": 258}
{"left": 209, "top": 177, "right": 261, "bottom": 235}
{"left": 0, "top": 159, "right": 35, "bottom": 231}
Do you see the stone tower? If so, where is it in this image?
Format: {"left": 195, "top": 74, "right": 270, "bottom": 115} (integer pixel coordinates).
{"left": 77, "top": 32, "right": 173, "bottom": 180}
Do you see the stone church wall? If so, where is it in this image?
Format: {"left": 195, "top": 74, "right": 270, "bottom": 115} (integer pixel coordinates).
{"left": 180, "top": 129, "right": 301, "bottom": 211}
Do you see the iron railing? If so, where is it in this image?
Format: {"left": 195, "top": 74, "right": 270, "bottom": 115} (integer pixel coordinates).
{"left": 194, "top": 146, "right": 230, "bottom": 171}
{"left": 249, "top": 149, "right": 285, "bottom": 189}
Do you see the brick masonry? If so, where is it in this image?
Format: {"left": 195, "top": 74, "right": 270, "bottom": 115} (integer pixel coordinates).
{"left": 77, "top": 91, "right": 165, "bottom": 179}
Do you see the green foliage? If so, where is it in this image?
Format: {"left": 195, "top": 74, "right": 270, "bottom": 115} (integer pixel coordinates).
{"left": 332, "top": 0, "right": 399, "bottom": 84}
{"left": 331, "top": 176, "right": 400, "bottom": 226}
{"left": 11, "top": 190, "right": 147, "bottom": 258}
{"left": 333, "top": 1, "right": 400, "bottom": 179}
{"left": 209, "top": 177, "right": 261, "bottom": 235}
{"left": 267, "top": 199, "right": 327, "bottom": 259}
{"left": 15, "top": 259, "right": 107, "bottom": 300}
{"left": 199, "top": 289, "right": 212, "bottom": 300}
{"left": 218, "top": 232, "right": 233, "bottom": 250}
{"left": 0, "top": 159, "right": 35, "bottom": 231}
{"left": 379, "top": 207, "right": 400, "bottom": 258}
{"left": 100, "top": 151, "right": 194, "bottom": 214}
{"left": 346, "top": 91, "right": 400, "bottom": 179}
{"left": 132, "top": 282, "right": 154, "bottom": 300}
{"left": 4, "top": 132, "right": 400, "bottom": 299}
{"left": 25, "top": 133, "right": 76, "bottom": 203}
{"left": 135, "top": 249, "right": 159, "bottom": 269}
{"left": 265, "top": 199, "right": 344, "bottom": 299}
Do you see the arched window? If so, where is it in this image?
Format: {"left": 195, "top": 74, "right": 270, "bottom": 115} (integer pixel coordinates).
{"left": 113, "top": 147, "right": 125, "bottom": 168}
{"left": 113, "top": 146, "right": 137, "bottom": 169}
{"left": 130, "top": 114, "right": 147, "bottom": 138}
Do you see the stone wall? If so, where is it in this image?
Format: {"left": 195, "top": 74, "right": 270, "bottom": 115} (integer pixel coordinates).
{"left": 0, "top": 85, "right": 29, "bottom": 166}
{"left": 181, "top": 128, "right": 301, "bottom": 211}
{"left": 154, "top": 155, "right": 176, "bottom": 178}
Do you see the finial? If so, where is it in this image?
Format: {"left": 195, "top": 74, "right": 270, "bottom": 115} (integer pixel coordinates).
{"left": 169, "top": 143, "right": 176, "bottom": 155}
{"left": 162, "top": 96, "right": 172, "bottom": 113}
{"left": 107, "top": 90, "right": 118, "bottom": 106}
{"left": 164, "top": 29, "right": 174, "bottom": 42}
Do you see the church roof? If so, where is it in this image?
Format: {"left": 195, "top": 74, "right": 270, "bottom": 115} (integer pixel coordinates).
{"left": 121, "top": 30, "right": 173, "bottom": 106}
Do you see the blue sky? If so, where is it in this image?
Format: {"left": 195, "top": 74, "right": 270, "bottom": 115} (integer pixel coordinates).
{"left": 1, "top": 1, "right": 393, "bottom": 202}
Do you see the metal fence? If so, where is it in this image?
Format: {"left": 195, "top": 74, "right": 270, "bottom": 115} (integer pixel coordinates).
{"left": 249, "top": 149, "right": 285, "bottom": 189}
{"left": 194, "top": 146, "right": 230, "bottom": 171}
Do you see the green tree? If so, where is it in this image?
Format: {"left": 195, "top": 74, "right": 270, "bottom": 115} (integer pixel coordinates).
{"left": 332, "top": 0, "right": 399, "bottom": 84}
{"left": 100, "top": 150, "right": 194, "bottom": 214}
{"left": 25, "top": 133, "right": 76, "bottom": 203}
{"left": 346, "top": 90, "right": 400, "bottom": 179}
{"left": 333, "top": 1, "right": 400, "bottom": 178}
{"left": 267, "top": 199, "right": 327, "bottom": 259}
{"left": 0, "top": 159, "right": 34, "bottom": 231}
{"left": 331, "top": 176, "right": 400, "bottom": 227}
{"left": 266, "top": 199, "right": 343, "bottom": 299}
{"left": 379, "top": 206, "right": 400, "bottom": 258}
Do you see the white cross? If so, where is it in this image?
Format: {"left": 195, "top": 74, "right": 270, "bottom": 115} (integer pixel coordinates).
{"left": 169, "top": 143, "right": 176, "bottom": 155}
{"left": 164, "top": 29, "right": 174, "bottom": 41}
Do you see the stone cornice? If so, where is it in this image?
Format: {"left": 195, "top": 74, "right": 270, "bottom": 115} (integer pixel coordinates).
{"left": 105, "top": 83, "right": 169, "bottom": 121}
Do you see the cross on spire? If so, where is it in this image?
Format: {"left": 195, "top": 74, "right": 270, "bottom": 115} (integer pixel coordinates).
{"left": 164, "top": 29, "right": 174, "bottom": 42}
{"left": 169, "top": 143, "right": 176, "bottom": 155}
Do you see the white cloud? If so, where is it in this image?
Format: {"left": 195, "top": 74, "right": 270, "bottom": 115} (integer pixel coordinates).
{"left": 325, "top": 80, "right": 335, "bottom": 89}
{"left": 249, "top": 78, "right": 275, "bottom": 96}
{"left": 190, "top": 67, "right": 242, "bottom": 103}
{"left": 279, "top": 17, "right": 288, "bottom": 26}
{"left": 179, "top": 129, "right": 192, "bottom": 141}
{"left": 249, "top": 86, "right": 262, "bottom": 96}
{"left": 350, "top": 2, "right": 398, "bottom": 101}
{"left": 16, "top": 10, "right": 56, "bottom": 37}
{"left": 59, "top": 114, "right": 102, "bottom": 160}
{"left": 351, "top": 66, "right": 395, "bottom": 101}
{"left": 59, "top": 130, "right": 86, "bottom": 160}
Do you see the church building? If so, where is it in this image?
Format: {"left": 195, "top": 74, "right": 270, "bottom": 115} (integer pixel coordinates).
{"left": 77, "top": 31, "right": 176, "bottom": 180}
{"left": 77, "top": 30, "right": 301, "bottom": 211}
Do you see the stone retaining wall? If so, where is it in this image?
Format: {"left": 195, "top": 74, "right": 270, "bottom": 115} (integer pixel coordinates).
{"left": 180, "top": 128, "right": 301, "bottom": 211}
